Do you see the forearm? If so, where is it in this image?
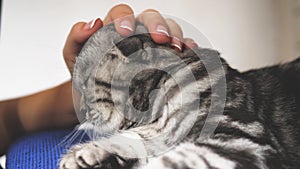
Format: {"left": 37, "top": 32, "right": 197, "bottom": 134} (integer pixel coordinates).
{"left": 0, "top": 99, "right": 22, "bottom": 155}
{"left": 18, "top": 81, "right": 78, "bottom": 131}
{"left": 0, "top": 81, "right": 78, "bottom": 155}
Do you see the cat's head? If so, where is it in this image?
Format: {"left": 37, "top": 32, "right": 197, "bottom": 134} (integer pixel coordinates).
{"left": 73, "top": 23, "right": 222, "bottom": 133}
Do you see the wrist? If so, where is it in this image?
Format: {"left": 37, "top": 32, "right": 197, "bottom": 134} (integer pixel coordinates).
{"left": 0, "top": 99, "right": 24, "bottom": 155}
{"left": 5, "top": 99, "right": 25, "bottom": 138}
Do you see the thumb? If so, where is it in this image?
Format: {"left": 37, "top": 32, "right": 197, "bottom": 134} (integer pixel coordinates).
{"left": 63, "top": 18, "right": 103, "bottom": 75}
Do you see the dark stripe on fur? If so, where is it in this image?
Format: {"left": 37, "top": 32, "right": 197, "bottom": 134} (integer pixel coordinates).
{"left": 162, "top": 156, "right": 189, "bottom": 169}
{"left": 96, "top": 98, "right": 114, "bottom": 105}
{"left": 197, "top": 155, "right": 219, "bottom": 169}
{"left": 95, "top": 79, "right": 111, "bottom": 88}
{"left": 196, "top": 142, "right": 264, "bottom": 169}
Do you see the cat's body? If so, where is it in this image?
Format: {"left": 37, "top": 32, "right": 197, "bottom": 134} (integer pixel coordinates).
{"left": 60, "top": 23, "right": 300, "bottom": 169}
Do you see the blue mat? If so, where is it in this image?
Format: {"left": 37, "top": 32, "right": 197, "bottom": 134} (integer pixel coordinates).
{"left": 6, "top": 130, "right": 89, "bottom": 169}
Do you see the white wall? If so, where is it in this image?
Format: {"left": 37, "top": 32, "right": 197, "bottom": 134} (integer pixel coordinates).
{"left": 0, "top": 0, "right": 295, "bottom": 100}
{"left": 275, "top": 0, "right": 300, "bottom": 61}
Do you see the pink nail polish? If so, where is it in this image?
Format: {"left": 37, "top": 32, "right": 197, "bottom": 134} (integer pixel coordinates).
{"left": 171, "top": 37, "right": 182, "bottom": 51}
{"left": 120, "top": 20, "right": 134, "bottom": 32}
{"left": 156, "top": 25, "right": 169, "bottom": 37}
{"left": 84, "top": 18, "right": 98, "bottom": 30}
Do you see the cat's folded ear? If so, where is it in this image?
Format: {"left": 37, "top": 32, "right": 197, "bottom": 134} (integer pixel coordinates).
{"left": 181, "top": 47, "right": 221, "bottom": 61}
{"left": 114, "top": 36, "right": 143, "bottom": 57}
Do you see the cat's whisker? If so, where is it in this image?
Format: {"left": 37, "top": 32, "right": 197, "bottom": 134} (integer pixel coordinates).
{"left": 58, "top": 122, "right": 91, "bottom": 148}
{"left": 58, "top": 128, "right": 78, "bottom": 147}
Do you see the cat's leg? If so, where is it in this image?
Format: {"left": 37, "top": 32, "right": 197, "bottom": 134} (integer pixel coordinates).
{"left": 140, "top": 142, "right": 236, "bottom": 169}
{"left": 141, "top": 137, "right": 283, "bottom": 169}
{"left": 59, "top": 131, "right": 147, "bottom": 169}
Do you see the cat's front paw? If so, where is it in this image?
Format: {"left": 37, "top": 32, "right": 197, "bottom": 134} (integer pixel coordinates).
{"left": 59, "top": 142, "right": 118, "bottom": 169}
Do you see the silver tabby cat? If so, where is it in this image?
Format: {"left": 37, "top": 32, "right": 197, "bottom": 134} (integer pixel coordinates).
{"left": 60, "top": 23, "right": 300, "bottom": 169}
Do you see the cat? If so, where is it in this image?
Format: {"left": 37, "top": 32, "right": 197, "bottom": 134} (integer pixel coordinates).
{"left": 59, "top": 23, "right": 300, "bottom": 169}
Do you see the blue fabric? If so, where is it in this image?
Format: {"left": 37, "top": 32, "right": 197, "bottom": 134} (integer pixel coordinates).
{"left": 6, "top": 130, "right": 89, "bottom": 169}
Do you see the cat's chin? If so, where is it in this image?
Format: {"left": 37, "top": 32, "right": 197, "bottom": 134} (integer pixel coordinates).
{"left": 78, "top": 121, "right": 116, "bottom": 138}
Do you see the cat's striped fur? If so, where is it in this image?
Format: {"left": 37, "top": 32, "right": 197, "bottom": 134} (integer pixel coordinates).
{"left": 60, "top": 23, "right": 300, "bottom": 169}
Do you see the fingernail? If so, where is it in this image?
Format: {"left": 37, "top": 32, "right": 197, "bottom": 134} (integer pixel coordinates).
{"left": 156, "top": 25, "right": 169, "bottom": 37}
{"left": 171, "top": 37, "right": 182, "bottom": 51}
{"left": 120, "top": 20, "right": 134, "bottom": 32}
{"left": 84, "top": 18, "right": 98, "bottom": 30}
{"left": 187, "top": 41, "right": 198, "bottom": 49}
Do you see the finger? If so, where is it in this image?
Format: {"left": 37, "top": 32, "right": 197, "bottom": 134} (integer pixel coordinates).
{"left": 103, "top": 4, "right": 135, "bottom": 36}
{"left": 63, "top": 18, "right": 103, "bottom": 75}
{"left": 183, "top": 38, "right": 198, "bottom": 50}
{"left": 165, "top": 18, "right": 183, "bottom": 52}
{"left": 137, "top": 9, "right": 170, "bottom": 44}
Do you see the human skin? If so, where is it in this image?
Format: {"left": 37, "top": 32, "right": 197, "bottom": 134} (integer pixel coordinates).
{"left": 0, "top": 4, "right": 197, "bottom": 155}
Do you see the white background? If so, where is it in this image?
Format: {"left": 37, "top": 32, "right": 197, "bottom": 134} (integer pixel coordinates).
{"left": 0, "top": 0, "right": 299, "bottom": 100}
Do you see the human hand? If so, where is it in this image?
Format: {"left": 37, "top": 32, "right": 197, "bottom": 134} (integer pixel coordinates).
{"left": 63, "top": 4, "right": 198, "bottom": 76}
